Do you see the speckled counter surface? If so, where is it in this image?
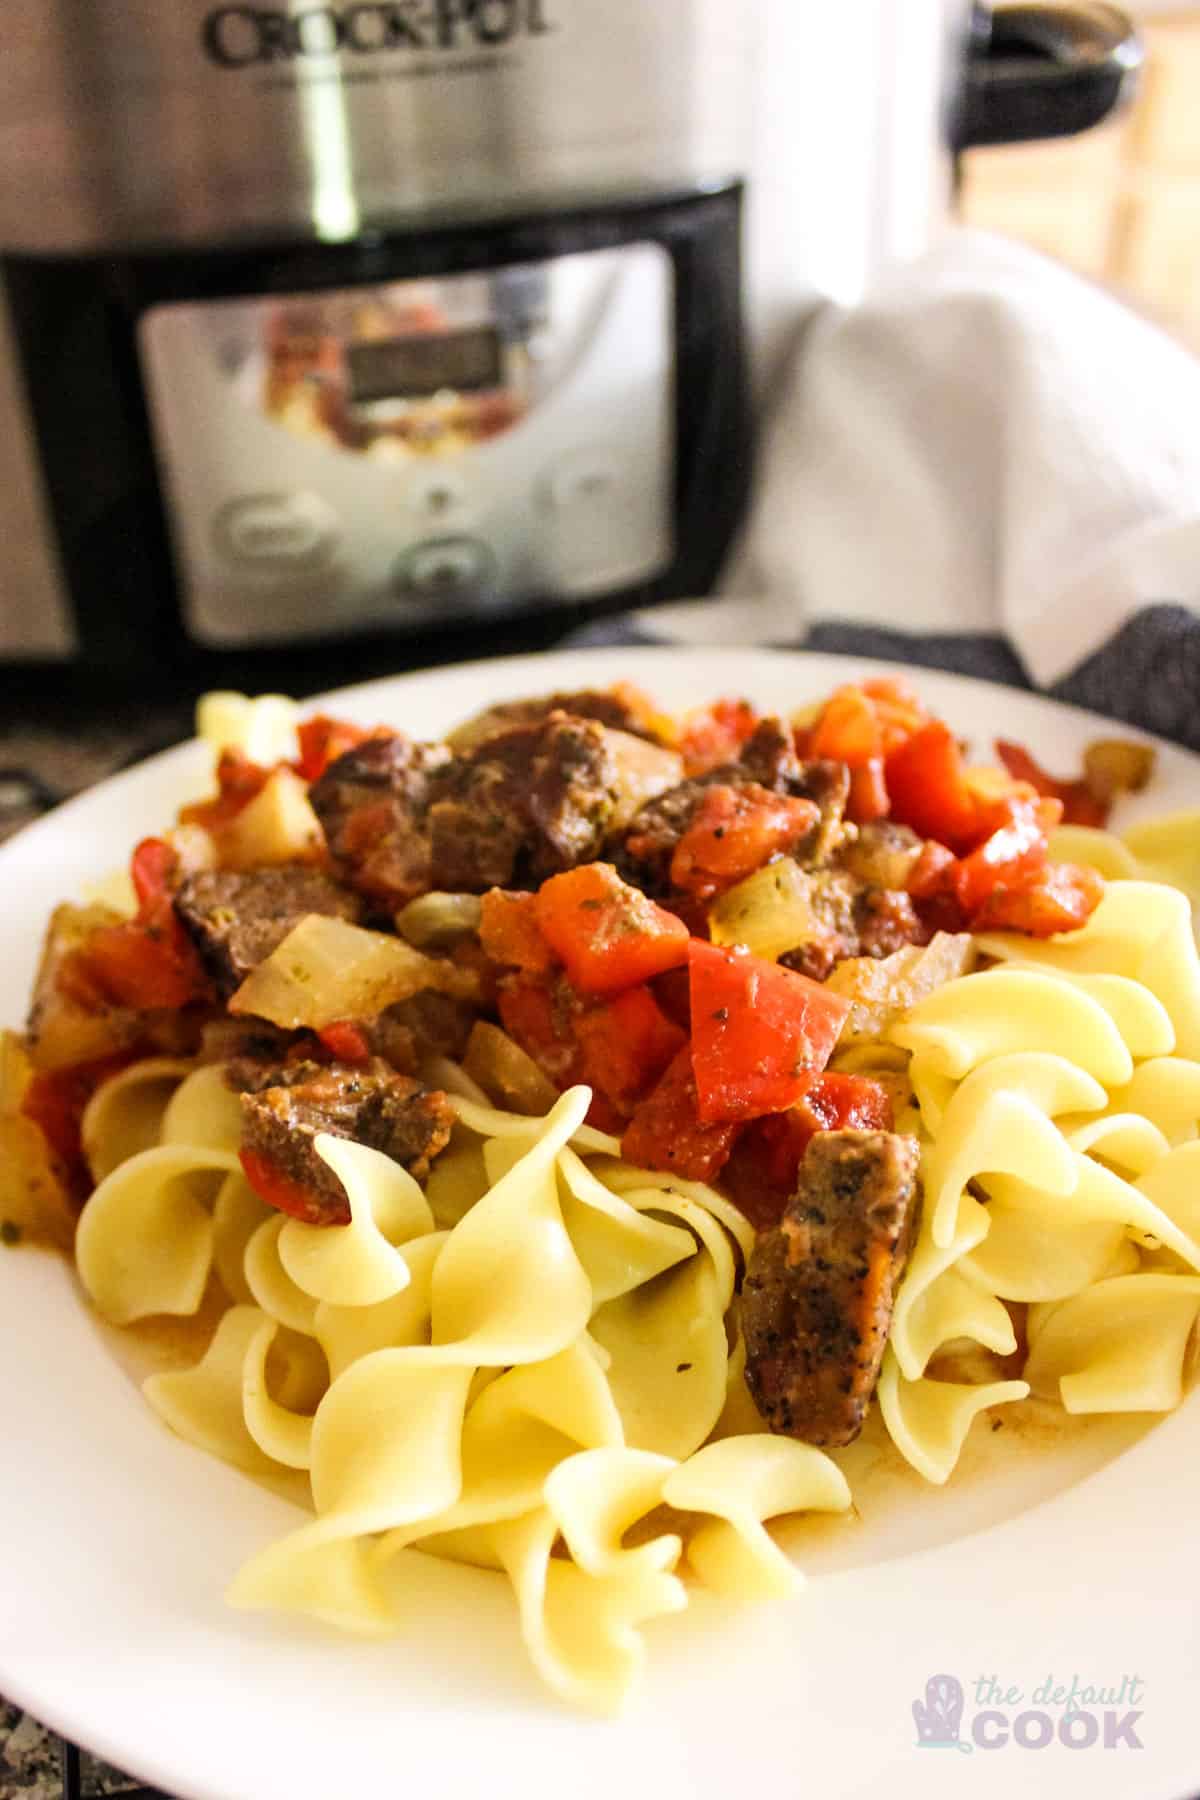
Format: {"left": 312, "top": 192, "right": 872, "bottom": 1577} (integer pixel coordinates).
{"left": 0, "top": 1699, "right": 168, "bottom": 1799}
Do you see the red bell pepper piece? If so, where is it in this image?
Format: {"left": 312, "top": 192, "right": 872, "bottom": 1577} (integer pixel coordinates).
{"left": 239, "top": 1148, "right": 336, "bottom": 1226}
{"left": 316, "top": 1020, "right": 372, "bottom": 1064}
{"left": 906, "top": 839, "right": 958, "bottom": 900}
{"left": 845, "top": 757, "right": 890, "bottom": 825}
{"left": 573, "top": 986, "right": 687, "bottom": 1114}
{"left": 677, "top": 697, "right": 761, "bottom": 776}
{"left": 479, "top": 889, "right": 556, "bottom": 975}
{"left": 668, "top": 783, "right": 820, "bottom": 901}
{"left": 883, "top": 720, "right": 982, "bottom": 851}
{"left": 295, "top": 714, "right": 372, "bottom": 784}
{"left": 21, "top": 1052, "right": 138, "bottom": 1195}
{"left": 969, "top": 861, "right": 1105, "bottom": 935}
{"left": 952, "top": 801, "right": 1048, "bottom": 916}
{"left": 794, "top": 1070, "right": 894, "bottom": 1138}
{"left": 497, "top": 975, "right": 586, "bottom": 1090}
{"left": 533, "top": 864, "right": 690, "bottom": 997}
{"left": 720, "top": 1073, "right": 894, "bottom": 1231}
{"left": 178, "top": 750, "right": 273, "bottom": 831}
{"left": 995, "top": 740, "right": 1108, "bottom": 829}
{"left": 82, "top": 838, "right": 209, "bottom": 1012}
{"left": 620, "top": 1046, "right": 741, "bottom": 1182}
{"left": 687, "top": 940, "right": 851, "bottom": 1125}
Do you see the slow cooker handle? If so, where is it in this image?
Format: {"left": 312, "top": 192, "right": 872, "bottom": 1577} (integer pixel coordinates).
{"left": 959, "top": 2, "right": 1141, "bottom": 148}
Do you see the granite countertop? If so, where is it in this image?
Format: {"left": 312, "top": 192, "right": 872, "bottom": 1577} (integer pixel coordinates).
{"left": 1, "top": 1703, "right": 163, "bottom": 1800}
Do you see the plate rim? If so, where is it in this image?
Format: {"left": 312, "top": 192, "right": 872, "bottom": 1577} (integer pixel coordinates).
{"left": 2, "top": 643, "right": 1198, "bottom": 1800}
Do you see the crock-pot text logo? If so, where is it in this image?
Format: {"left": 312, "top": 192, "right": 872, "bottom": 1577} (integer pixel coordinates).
{"left": 203, "top": 1, "right": 553, "bottom": 66}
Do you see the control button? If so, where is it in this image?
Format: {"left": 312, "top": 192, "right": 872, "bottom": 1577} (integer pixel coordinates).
{"left": 393, "top": 536, "right": 497, "bottom": 605}
{"left": 214, "top": 492, "right": 337, "bottom": 569}
{"left": 544, "top": 451, "right": 619, "bottom": 512}
{"left": 405, "top": 469, "right": 470, "bottom": 525}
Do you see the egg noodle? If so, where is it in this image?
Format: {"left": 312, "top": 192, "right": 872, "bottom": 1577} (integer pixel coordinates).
{"left": 24, "top": 695, "right": 1200, "bottom": 1711}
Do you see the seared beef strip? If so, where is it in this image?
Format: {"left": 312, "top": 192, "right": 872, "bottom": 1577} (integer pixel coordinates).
{"left": 173, "top": 866, "right": 364, "bottom": 999}
{"left": 236, "top": 1057, "right": 455, "bottom": 1225}
{"left": 741, "top": 1129, "right": 920, "bottom": 1447}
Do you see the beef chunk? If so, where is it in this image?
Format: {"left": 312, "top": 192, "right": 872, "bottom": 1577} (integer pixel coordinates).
{"left": 446, "top": 688, "right": 661, "bottom": 751}
{"left": 373, "top": 990, "right": 477, "bottom": 1064}
{"left": 741, "top": 1129, "right": 920, "bottom": 1446}
{"left": 778, "top": 871, "right": 924, "bottom": 982}
{"left": 308, "top": 733, "right": 452, "bottom": 908}
{"left": 311, "top": 713, "right": 631, "bottom": 904}
{"left": 173, "top": 866, "right": 364, "bottom": 999}
{"left": 784, "top": 759, "right": 850, "bottom": 865}
{"left": 616, "top": 719, "right": 849, "bottom": 895}
{"left": 428, "top": 712, "right": 621, "bottom": 889}
{"left": 238, "top": 1058, "right": 455, "bottom": 1224}
{"left": 615, "top": 779, "right": 710, "bottom": 895}
{"left": 727, "top": 717, "right": 804, "bottom": 790}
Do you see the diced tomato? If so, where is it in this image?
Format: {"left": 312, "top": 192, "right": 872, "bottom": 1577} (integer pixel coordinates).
{"left": 859, "top": 678, "right": 927, "bottom": 755}
{"left": 295, "top": 714, "right": 372, "bottom": 784}
{"left": 573, "top": 986, "right": 687, "bottom": 1113}
{"left": 130, "top": 838, "right": 176, "bottom": 910}
{"left": 719, "top": 1109, "right": 815, "bottom": 1231}
{"left": 81, "top": 920, "right": 205, "bottom": 1012}
{"left": 533, "top": 864, "right": 690, "bottom": 997}
{"left": 687, "top": 940, "right": 851, "bottom": 1124}
{"left": 720, "top": 1073, "right": 894, "bottom": 1231}
{"left": 809, "top": 686, "right": 882, "bottom": 765}
{"left": 883, "top": 721, "right": 981, "bottom": 850}
{"left": 620, "top": 1046, "right": 741, "bottom": 1182}
{"left": 995, "top": 740, "right": 1108, "bottom": 828}
{"left": 316, "top": 1020, "right": 371, "bottom": 1064}
{"left": 906, "top": 839, "right": 958, "bottom": 900}
{"left": 497, "top": 976, "right": 586, "bottom": 1090}
{"left": 21, "top": 1052, "right": 137, "bottom": 1196}
{"left": 860, "top": 674, "right": 922, "bottom": 708}
{"left": 179, "top": 750, "right": 273, "bottom": 831}
{"left": 651, "top": 965, "right": 692, "bottom": 1033}
{"left": 793, "top": 1070, "right": 894, "bottom": 1139}
{"left": 806, "top": 678, "right": 926, "bottom": 770}
{"left": 677, "top": 697, "right": 761, "bottom": 776}
{"left": 239, "top": 1148, "right": 332, "bottom": 1226}
{"left": 668, "top": 784, "right": 819, "bottom": 901}
{"left": 80, "top": 837, "right": 209, "bottom": 1012}
{"left": 479, "top": 889, "right": 556, "bottom": 975}
{"left": 845, "top": 757, "right": 890, "bottom": 824}
{"left": 969, "top": 861, "right": 1105, "bottom": 935}
{"left": 952, "top": 801, "right": 1047, "bottom": 916}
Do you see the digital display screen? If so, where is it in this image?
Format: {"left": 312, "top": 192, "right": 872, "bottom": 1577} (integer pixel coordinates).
{"left": 347, "top": 327, "right": 503, "bottom": 402}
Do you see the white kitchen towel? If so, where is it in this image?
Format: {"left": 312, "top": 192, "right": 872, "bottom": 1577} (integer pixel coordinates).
{"left": 572, "top": 230, "right": 1200, "bottom": 748}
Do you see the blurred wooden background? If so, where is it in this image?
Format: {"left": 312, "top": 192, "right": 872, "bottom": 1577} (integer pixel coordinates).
{"left": 962, "top": 6, "right": 1200, "bottom": 345}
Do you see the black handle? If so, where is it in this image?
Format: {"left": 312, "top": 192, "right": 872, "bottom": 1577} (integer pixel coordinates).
{"left": 960, "top": 2, "right": 1142, "bottom": 149}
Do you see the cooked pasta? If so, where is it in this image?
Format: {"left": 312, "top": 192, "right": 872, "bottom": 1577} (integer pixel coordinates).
{"left": 14, "top": 673, "right": 1200, "bottom": 1713}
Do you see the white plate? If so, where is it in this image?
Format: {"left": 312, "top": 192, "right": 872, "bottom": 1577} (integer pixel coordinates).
{"left": 1, "top": 647, "right": 1197, "bottom": 1800}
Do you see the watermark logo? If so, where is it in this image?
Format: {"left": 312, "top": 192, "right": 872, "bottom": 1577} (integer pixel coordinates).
{"left": 913, "top": 1673, "right": 1145, "bottom": 1753}
{"left": 913, "top": 1674, "right": 974, "bottom": 1752}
